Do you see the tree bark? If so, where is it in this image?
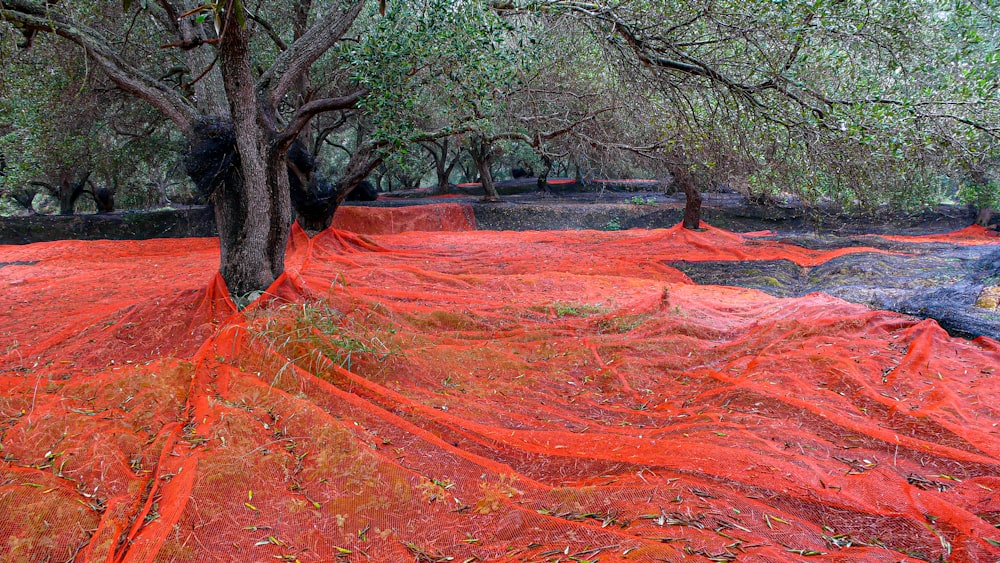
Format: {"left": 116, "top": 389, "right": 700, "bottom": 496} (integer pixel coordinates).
{"left": 970, "top": 168, "right": 995, "bottom": 228}
{"left": 333, "top": 145, "right": 382, "bottom": 208}
{"left": 536, "top": 154, "right": 553, "bottom": 193}
{"left": 91, "top": 186, "right": 114, "bottom": 213}
{"left": 976, "top": 207, "right": 994, "bottom": 228}
{"left": 216, "top": 1, "right": 288, "bottom": 300}
{"left": 470, "top": 137, "right": 499, "bottom": 202}
{"left": 423, "top": 139, "right": 460, "bottom": 192}
{"left": 574, "top": 162, "right": 586, "bottom": 189}
{"left": 476, "top": 158, "right": 499, "bottom": 202}
{"left": 150, "top": 0, "right": 228, "bottom": 115}
{"left": 291, "top": 0, "right": 313, "bottom": 140}
{"left": 671, "top": 165, "right": 702, "bottom": 230}
{"left": 50, "top": 170, "right": 90, "bottom": 215}
{"left": 57, "top": 172, "right": 76, "bottom": 215}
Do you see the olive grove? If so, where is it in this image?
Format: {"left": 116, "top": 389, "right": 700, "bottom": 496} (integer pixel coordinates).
{"left": 1, "top": 0, "right": 519, "bottom": 301}
{"left": 505, "top": 0, "right": 1000, "bottom": 227}
{"left": 1, "top": 0, "right": 998, "bottom": 299}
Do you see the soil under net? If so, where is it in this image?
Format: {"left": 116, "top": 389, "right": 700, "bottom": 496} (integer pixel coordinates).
{"left": 1, "top": 203, "right": 999, "bottom": 562}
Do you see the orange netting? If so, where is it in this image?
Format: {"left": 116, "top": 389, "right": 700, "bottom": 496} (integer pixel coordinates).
{"left": 880, "top": 225, "right": 1000, "bottom": 245}
{"left": 331, "top": 204, "right": 476, "bottom": 234}
{"left": 1, "top": 203, "right": 999, "bottom": 562}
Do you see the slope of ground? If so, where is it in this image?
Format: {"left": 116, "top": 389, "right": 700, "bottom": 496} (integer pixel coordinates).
{"left": 1, "top": 204, "right": 999, "bottom": 562}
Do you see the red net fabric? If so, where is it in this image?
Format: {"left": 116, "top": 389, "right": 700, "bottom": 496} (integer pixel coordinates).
{"left": 1, "top": 205, "right": 999, "bottom": 562}
{"left": 331, "top": 203, "right": 477, "bottom": 234}
{"left": 881, "top": 225, "right": 1000, "bottom": 245}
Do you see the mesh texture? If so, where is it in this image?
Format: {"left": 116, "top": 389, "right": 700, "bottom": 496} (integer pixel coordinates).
{"left": 1, "top": 203, "right": 999, "bottom": 562}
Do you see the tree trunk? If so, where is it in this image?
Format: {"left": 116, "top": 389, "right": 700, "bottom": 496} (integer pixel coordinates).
{"left": 457, "top": 159, "right": 474, "bottom": 183}
{"left": 470, "top": 138, "right": 499, "bottom": 202}
{"left": 970, "top": 169, "right": 995, "bottom": 228}
{"left": 56, "top": 170, "right": 90, "bottom": 215}
{"left": 436, "top": 154, "right": 450, "bottom": 191}
{"left": 976, "top": 207, "right": 994, "bottom": 227}
{"left": 574, "top": 162, "right": 586, "bottom": 189}
{"left": 477, "top": 156, "right": 499, "bottom": 202}
{"left": 87, "top": 173, "right": 115, "bottom": 212}
{"left": 292, "top": 0, "right": 313, "bottom": 140}
{"left": 216, "top": 1, "right": 289, "bottom": 301}
{"left": 12, "top": 187, "right": 35, "bottom": 210}
{"left": 92, "top": 186, "right": 115, "bottom": 213}
{"left": 182, "top": 36, "right": 227, "bottom": 116}
{"left": 161, "top": 1, "right": 228, "bottom": 116}
{"left": 289, "top": 144, "right": 382, "bottom": 232}
{"left": 332, "top": 145, "right": 381, "bottom": 208}
{"left": 425, "top": 139, "right": 459, "bottom": 192}
{"left": 671, "top": 166, "right": 702, "bottom": 230}
{"left": 57, "top": 173, "right": 76, "bottom": 215}
{"left": 536, "top": 154, "right": 553, "bottom": 194}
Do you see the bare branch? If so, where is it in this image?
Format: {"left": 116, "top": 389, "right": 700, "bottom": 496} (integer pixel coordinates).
{"left": 275, "top": 89, "right": 366, "bottom": 148}
{"left": 246, "top": 10, "right": 288, "bottom": 51}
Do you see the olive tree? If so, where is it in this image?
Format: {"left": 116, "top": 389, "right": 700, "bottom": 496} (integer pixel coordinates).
{"left": 441, "top": 13, "right": 668, "bottom": 202}
{"left": 1, "top": 0, "right": 522, "bottom": 300}
{"left": 0, "top": 28, "right": 174, "bottom": 215}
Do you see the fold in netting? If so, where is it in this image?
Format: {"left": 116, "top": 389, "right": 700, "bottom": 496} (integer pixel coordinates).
{"left": 1, "top": 204, "right": 999, "bottom": 562}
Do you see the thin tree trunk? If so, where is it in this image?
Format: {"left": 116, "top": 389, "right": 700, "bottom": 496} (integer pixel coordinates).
{"left": 671, "top": 165, "right": 702, "bottom": 230}
{"left": 536, "top": 154, "right": 553, "bottom": 193}
{"left": 477, "top": 157, "right": 499, "bottom": 202}
{"left": 976, "top": 207, "right": 994, "bottom": 227}
{"left": 471, "top": 138, "right": 499, "bottom": 202}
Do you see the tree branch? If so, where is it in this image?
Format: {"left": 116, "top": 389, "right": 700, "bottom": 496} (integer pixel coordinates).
{"left": 246, "top": 10, "right": 288, "bottom": 51}
{"left": 258, "top": 0, "right": 366, "bottom": 108}
{"left": 275, "top": 89, "right": 366, "bottom": 148}
{"left": 0, "top": 0, "right": 198, "bottom": 131}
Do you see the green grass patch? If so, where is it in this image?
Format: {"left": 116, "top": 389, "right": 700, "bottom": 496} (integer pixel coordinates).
{"left": 550, "top": 302, "right": 609, "bottom": 318}
{"left": 244, "top": 299, "right": 398, "bottom": 378}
